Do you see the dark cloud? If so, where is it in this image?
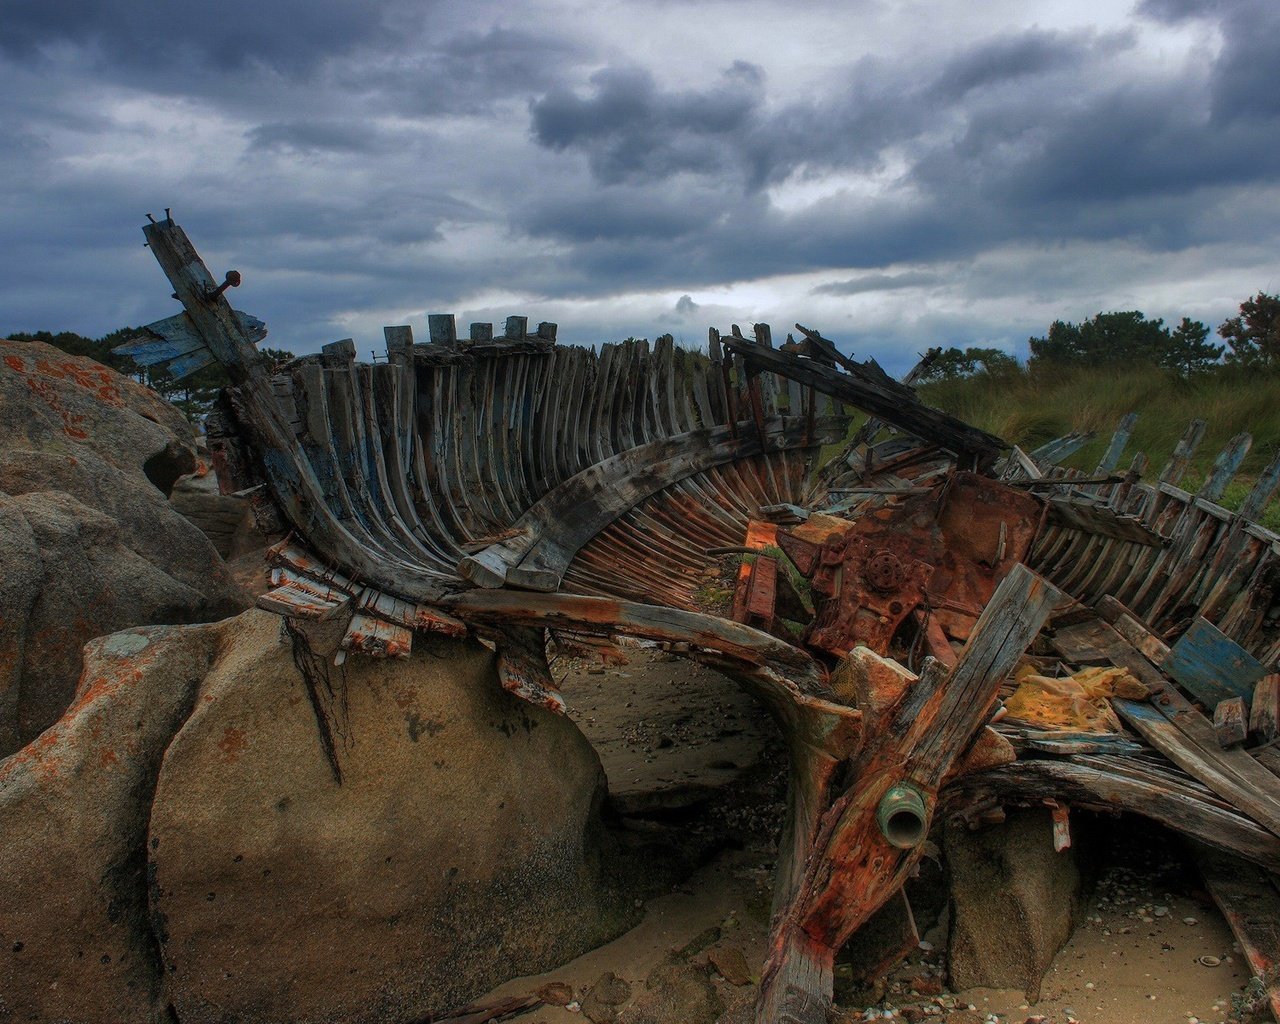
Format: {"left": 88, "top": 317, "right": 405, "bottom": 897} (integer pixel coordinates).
{"left": 1, "top": 1, "right": 1277, "bottom": 366}
{"left": 247, "top": 121, "right": 386, "bottom": 155}
{"left": 927, "top": 28, "right": 1131, "bottom": 99}
{"left": 0, "top": 0, "right": 403, "bottom": 76}
{"left": 531, "top": 62, "right": 764, "bottom": 183}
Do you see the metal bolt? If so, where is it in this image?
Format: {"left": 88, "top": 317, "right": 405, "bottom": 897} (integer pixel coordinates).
{"left": 206, "top": 270, "right": 241, "bottom": 302}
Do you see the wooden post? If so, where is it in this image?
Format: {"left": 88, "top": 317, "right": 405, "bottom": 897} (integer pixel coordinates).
{"left": 755, "top": 565, "right": 1062, "bottom": 1023}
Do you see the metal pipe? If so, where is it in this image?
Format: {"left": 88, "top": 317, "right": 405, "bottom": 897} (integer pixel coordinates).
{"left": 877, "top": 783, "right": 929, "bottom": 849}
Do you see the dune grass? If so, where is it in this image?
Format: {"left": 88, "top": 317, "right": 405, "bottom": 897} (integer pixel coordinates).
{"left": 914, "top": 363, "right": 1280, "bottom": 529}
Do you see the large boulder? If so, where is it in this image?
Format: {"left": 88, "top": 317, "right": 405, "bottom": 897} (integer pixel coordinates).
{"left": 0, "top": 609, "right": 634, "bottom": 1023}
{"left": 0, "top": 339, "right": 247, "bottom": 754}
{"left": 148, "top": 610, "right": 633, "bottom": 1023}
{"left": 0, "top": 623, "right": 221, "bottom": 1024}
{"left": 945, "top": 808, "right": 1091, "bottom": 1000}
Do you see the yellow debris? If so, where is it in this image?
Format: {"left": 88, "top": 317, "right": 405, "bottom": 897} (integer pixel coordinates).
{"left": 1004, "top": 665, "right": 1149, "bottom": 733}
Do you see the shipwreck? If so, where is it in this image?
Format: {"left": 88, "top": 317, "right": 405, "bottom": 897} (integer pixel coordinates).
{"left": 120, "top": 215, "right": 1280, "bottom": 1023}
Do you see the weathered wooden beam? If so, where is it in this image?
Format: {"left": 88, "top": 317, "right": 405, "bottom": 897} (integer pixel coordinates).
{"left": 1192, "top": 843, "right": 1280, "bottom": 1022}
{"left": 1241, "top": 450, "right": 1280, "bottom": 525}
{"left": 1214, "top": 697, "right": 1248, "bottom": 747}
{"left": 1159, "top": 419, "right": 1207, "bottom": 485}
{"left": 1029, "top": 430, "right": 1095, "bottom": 469}
{"left": 1252, "top": 674, "right": 1280, "bottom": 742}
{"left": 1094, "top": 412, "right": 1137, "bottom": 474}
{"left": 755, "top": 565, "right": 1060, "bottom": 1024}
{"left": 719, "top": 333, "right": 1007, "bottom": 467}
{"left": 1200, "top": 432, "right": 1252, "bottom": 501}
{"left": 955, "top": 758, "right": 1280, "bottom": 873}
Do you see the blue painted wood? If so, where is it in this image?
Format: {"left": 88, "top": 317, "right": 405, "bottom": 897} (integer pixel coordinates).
{"left": 1200, "top": 432, "right": 1252, "bottom": 501}
{"left": 1029, "top": 430, "right": 1094, "bottom": 468}
{"left": 1240, "top": 449, "right": 1280, "bottom": 525}
{"left": 1095, "top": 412, "right": 1137, "bottom": 474}
{"left": 115, "top": 310, "right": 266, "bottom": 366}
{"left": 1165, "top": 616, "right": 1269, "bottom": 707}
{"left": 164, "top": 347, "right": 215, "bottom": 379}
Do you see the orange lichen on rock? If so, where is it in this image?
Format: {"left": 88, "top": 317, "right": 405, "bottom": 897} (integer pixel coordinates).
{"left": 217, "top": 726, "right": 248, "bottom": 762}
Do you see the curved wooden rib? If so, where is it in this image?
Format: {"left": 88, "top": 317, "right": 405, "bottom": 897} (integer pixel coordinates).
{"left": 461, "top": 416, "right": 848, "bottom": 591}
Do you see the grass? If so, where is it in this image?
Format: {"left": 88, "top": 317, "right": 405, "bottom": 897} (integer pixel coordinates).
{"left": 915, "top": 362, "right": 1280, "bottom": 529}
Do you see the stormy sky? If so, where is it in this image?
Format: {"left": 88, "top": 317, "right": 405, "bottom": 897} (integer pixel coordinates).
{"left": 2, "top": 0, "right": 1277, "bottom": 371}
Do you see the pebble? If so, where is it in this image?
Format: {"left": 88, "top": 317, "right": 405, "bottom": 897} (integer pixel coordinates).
{"left": 1183, "top": 916, "right": 1198, "bottom": 925}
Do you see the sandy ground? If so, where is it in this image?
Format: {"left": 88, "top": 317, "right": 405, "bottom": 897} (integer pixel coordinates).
{"left": 483, "top": 647, "right": 1264, "bottom": 1024}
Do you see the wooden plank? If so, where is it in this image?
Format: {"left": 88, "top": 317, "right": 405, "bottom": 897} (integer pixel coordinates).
{"left": 1241, "top": 450, "right": 1280, "bottom": 525}
{"left": 115, "top": 309, "right": 266, "bottom": 366}
{"left": 719, "top": 332, "right": 1007, "bottom": 466}
{"left": 341, "top": 611, "right": 412, "bottom": 658}
{"left": 1201, "top": 432, "right": 1253, "bottom": 501}
{"left": 1191, "top": 844, "right": 1280, "bottom": 1023}
{"left": 1029, "top": 430, "right": 1094, "bottom": 469}
{"left": 1166, "top": 616, "right": 1268, "bottom": 707}
{"left": 1043, "top": 495, "right": 1163, "bottom": 545}
{"left": 1057, "top": 614, "right": 1280, "bottom": 837}
{"left": 1215, "top": 697, "right": 1248, "bottom": 747}
{"left": 746, "top": 554, "right": 779, "bottom": 624}
{"left": 967, "top": 759, "right": 1280, "bottom": 872}
{"left": 428, "top": 313, "right": 458, "bottom": 349}
{"left": 1094, "top": 412, "right": 1137, "bottom": 474}
{"left": 491, "top": 626, "right": 566, "bottom": 714}
{"left": 1253, "top": 674, "right": 1280, "bottom": 742}
{"left": 163, "top": 347, "right": 215, "bottom": 379}
{"left": 425, "top": 993, "right": 542, "bottom": 1024}
{"left": 1159, "top": 419, "right": 1207, "bottom": 485}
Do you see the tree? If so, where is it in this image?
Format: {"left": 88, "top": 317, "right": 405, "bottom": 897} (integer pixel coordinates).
{"left": 1028, "top": 311, "right": 1170, "bottom": 368}
{"left": 918, "top": 346, "right": 1018, "bottom": 381}
{"left": 1220, "top": 292, "right": 1280, "bottom": 369}
{"left": 259, "top": 347, "right": 297, "bottom": 373}
{"left": 1158, "top": 317, "right": 1223, "bottom": 376}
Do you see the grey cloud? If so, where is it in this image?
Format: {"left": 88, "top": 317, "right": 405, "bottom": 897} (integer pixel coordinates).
{"left": 530, "top": 62, "right": 765, "bottom": 183}
{"left": 1208, "top": 1, "right": 1280, "bottom": 122}
{"left": 247, "top": 121, "right": 386, "bottom": 155}
{"left": 812, "top": 271, "right": 940, "bottom": 297}
{"left": 927, "top": 29, "right": 1133, "bottom": 99}
{"left": 0, "top": 0, "right": 405, "bottom": 76}
{"left": 674, "top": 294, "right": 699, "bottom": 315}
{"left": 355, "top": 25, "right": 591, "bottom": 117}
